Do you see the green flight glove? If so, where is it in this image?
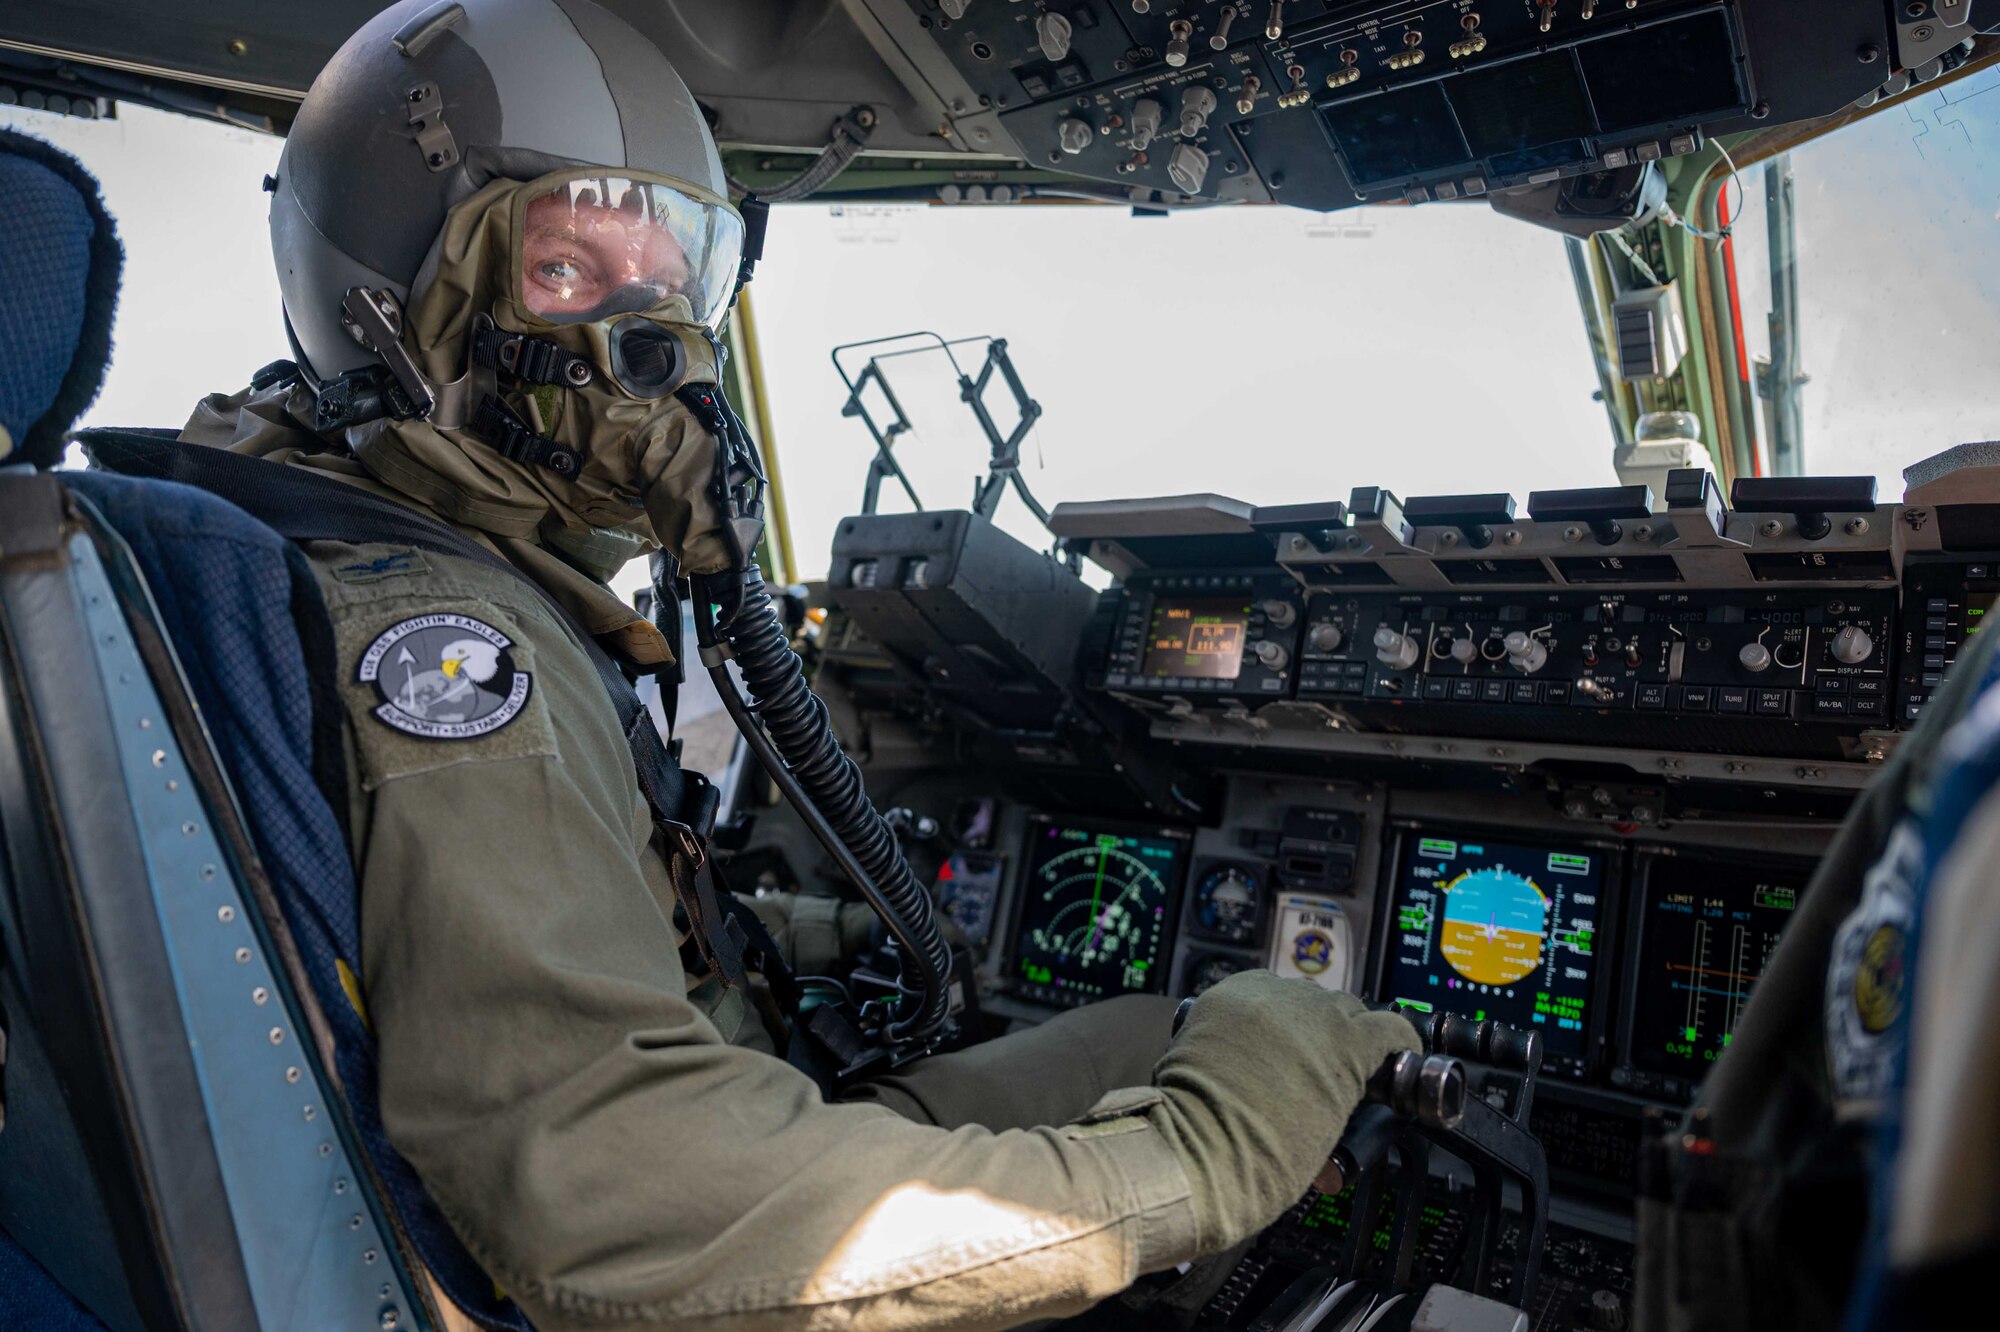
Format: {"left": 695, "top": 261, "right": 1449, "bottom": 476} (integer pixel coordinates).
{"left": 1145, "top": 969, "right": 1422, "bottom": 1255}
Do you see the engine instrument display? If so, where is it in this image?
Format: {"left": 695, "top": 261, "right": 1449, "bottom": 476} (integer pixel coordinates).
{"left": 1628, "top": 855, "right": 1802, "bottom": 1081}
{"left": 1381, "top": 830, "right": 1605, "bottom": 1066}
{"left": 1013, "top": 816, "right": 1187, "bottom": 1007}
{"left": 1141, "top": 598, "right": 1249, "bottom": 681}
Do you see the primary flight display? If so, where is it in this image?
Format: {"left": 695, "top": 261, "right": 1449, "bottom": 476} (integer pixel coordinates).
{"left": 1381, "top": 830, "right": 1604, "bottom": 1065}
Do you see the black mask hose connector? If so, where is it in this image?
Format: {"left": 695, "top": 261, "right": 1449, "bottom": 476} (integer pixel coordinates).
{"left": 692, "top": 564, "right": 953, "bottom": 1045}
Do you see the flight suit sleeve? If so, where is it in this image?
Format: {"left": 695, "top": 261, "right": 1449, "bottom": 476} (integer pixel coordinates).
{"left": 321, "top": 549, "right": 1200, "bottom": 1331}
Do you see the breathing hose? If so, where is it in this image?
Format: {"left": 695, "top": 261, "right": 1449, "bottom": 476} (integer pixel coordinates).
{"left": 691, "top": 564, "right": 954, "bottom": 1044}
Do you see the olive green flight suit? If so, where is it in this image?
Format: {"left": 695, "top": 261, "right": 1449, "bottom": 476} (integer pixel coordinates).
{"left": 184, "top": 388, "right": 1201, "bottom": 1331}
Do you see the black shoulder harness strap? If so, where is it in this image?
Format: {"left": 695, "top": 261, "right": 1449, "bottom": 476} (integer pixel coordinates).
{"left": 79, "top": 429, "right": 751, "bottom": 987}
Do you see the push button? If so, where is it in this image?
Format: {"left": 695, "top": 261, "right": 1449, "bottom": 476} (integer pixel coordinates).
{"left": 1853, "top": 678, "right": 1885, "bottom": 696}
{"left": 1636, "top": 683, "right": 1668, "bottom": 710}
{"left": 1481, "top": 679, "right": 1509, "bottom": 703}
{"left": 1755, "top": 689, "right": 1790, "bottom": 717}
{"left": 1542, "top": 681, "right": 1571, "bottom": 704}
{"left": 1717, "top": 685, "right": 1752, "bottom": 714}
{"left": 1423, "top": 677, "right": 1450, "bottom": 700}
{"left": 1451, "top": 679, "right": 1479, "bottom": 702}
{"left": 1511, "top": 681, "right": 1540, "bottom": 704}
{"left": 1813, "top": 695, "right": 1848, "bottom": 716}
{"left": 1677, "top": 685, "right": 1714, "bottom": 711}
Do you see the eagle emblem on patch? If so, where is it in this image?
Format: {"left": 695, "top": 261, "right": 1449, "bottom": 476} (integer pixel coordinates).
{"left": 357, "top": 614, "right": 531, "bottom": 741}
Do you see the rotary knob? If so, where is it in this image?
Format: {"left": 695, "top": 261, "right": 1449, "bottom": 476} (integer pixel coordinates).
{"left": 1373, "top": 625, "right": 1420, "bottom": 670}
{"left": 1035, "top": 11, "right": 1073, "bottom": 61}
{"left": 1832, "top": 624, "right": 1875, "bottom": 665}
{"left": 1129, "top": 97, "right": 1163, "bottom": 151}
{"left": 1739, "top": 641, "right": 1772, "bottom": 673}
{"left": 1178, "top": 85, "right": 1218, "bottom": 137}
{"left": 1262, "top": 599, "right": 1298, "bottom": 629}
{"left": 1166, "top": 141, "right": 1210, "bottom": 194}
{"left": 1309, "top": 623, "right": 1343, "bottom": 652}
{"left": 1589, "top": 1288, "right": 1629, "bottom": 1332}
{"left": 1503, "top": 630, "right": 1548, "bottom": 675}
{"left": 1253, "top": 640, "right": 1290, "bottom": 671}
{"left": 1057, "top": 118, "right": 1093, "bottom": 155}
{"left": 1449, "top": 636, "right": 1479, "bottom": 664}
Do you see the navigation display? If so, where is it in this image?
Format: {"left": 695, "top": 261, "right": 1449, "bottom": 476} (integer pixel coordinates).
{"left": 1629, "top": 856, "right": 1802, "bottom": 1078}
{"left": 1141, "top": 598, "right": 1249, "bottom": 681}
{"left": 1380, "top": 830, "right": 1604, "bottom": 1064}
{"left": 1012, "top": 817, "right": 1187, "bottom": 1007}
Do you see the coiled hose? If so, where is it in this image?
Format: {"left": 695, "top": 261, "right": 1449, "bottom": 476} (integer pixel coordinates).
{"left": 695, "top": 563, "right": 953, "bottom": 1043}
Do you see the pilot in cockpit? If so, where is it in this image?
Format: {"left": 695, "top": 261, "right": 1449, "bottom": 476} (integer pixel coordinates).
{"left": 163, "top": 1, "right": 1419, "bottom": 1327}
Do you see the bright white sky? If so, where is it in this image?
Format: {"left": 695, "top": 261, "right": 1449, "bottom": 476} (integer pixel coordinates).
{"left": 8, "top": 88, "right": 1993, "bottom": 588}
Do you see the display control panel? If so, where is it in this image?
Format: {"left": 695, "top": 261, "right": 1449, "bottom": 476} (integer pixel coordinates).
{"left": 1377, "top": 829, "right": 1609, "bottom": 1078}
{"left": 1009, "top": 815, "right": 1189, "bottom": 1008}
{"left": 1102, "top": 572, "right": 1301, "bottom": 699}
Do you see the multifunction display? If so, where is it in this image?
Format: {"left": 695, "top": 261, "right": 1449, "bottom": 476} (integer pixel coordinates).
{"left": 1013, "top": 816, "right": 1187, "bottom": 1008}
{"left": 1142, "top": 598, "right": 1249, "bottom": 681}
{"left": 1381, "top": 831, "right": 1604, "bottom": 1068}
{"left": 1628, "top": 856, "right": 1801, "bottom": 1082}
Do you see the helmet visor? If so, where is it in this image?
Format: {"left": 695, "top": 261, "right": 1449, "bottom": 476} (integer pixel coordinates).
{"left": 519, "top": 174, "right": 742, "bottom": 329}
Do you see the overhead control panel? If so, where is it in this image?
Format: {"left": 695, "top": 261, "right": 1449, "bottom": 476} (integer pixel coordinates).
{"left": 887, "top": 0, "right": 1907, "bottom": 210}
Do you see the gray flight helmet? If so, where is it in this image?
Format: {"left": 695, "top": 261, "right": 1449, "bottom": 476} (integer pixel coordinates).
{"left": 272, "top": 0, "right": 727, "bottom": 383}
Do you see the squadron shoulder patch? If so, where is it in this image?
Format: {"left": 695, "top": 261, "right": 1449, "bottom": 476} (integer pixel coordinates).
{"left": 357, "top": 613, "right": 532, "bottom": 741}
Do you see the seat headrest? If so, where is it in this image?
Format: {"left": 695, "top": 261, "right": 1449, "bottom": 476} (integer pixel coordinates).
{"left": 0, "top": 128, "right": 122, "bottom": 469}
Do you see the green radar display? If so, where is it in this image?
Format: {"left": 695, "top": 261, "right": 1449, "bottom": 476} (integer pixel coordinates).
{"left": 1013, "top": 816, "right": 1187, "bottom": 1007}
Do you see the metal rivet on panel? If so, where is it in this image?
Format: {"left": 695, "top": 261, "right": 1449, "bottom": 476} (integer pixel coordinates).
{"left": 202, "top": 864, "right": 218, "bottom": 880}
{"left": 304, "top": 1105, "right": 317, "bottom": 1122}
{"left": 252, "top": 987, "right": 269, "bottom": 1005}
{"left": 269, "top": 1027, "right": 285, "bottom": 1045}
{"left": 335, "top": 1178, "right": 350, "bottom": 1194}
{"left": 151, "top": 749, "right": 166, "bottom": 767}
{"left": 136, "top": 715, "right": 149, "bottom": 728}
{"left": 286, "top": 1066, "right": 301, "bottom": 1083}
{"left": 349, "top": 1214, "right": 364, "bottom": 1230}
{"left": 320, "top": 1142, "right": 334, "bottom": 1157}
{"left": 235, "top": 947, "right": 252, "bottom": 963}
{"left": 380, "top": 1308, "right": 400, "bottom": 1330}
{"left": 218, "top": 905, "right": 235, "bottom": 922}
{"left": 182, "top": 822, "right": 199, "bottom": 837}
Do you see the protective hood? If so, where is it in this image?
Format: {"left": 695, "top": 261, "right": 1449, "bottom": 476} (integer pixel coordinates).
{"left": 326, "top": 172, "right": 737, "bottom": 575}
{"left": 180, "top": 378, "right": 678, "bottom": 669}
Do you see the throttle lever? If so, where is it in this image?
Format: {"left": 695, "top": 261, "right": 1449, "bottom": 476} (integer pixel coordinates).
{"left": 1169, "top": 997, "right": 1465, "bottom": 1196}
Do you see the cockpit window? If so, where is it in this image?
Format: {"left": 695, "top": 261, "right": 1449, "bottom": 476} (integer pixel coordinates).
{"left": 1720, "top": 64, "right": 2000, "bottom": 495}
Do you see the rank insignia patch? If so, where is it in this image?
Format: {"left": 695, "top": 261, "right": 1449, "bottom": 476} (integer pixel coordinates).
{"left": 357, "top": 613, "right": 532, "bottom": 741}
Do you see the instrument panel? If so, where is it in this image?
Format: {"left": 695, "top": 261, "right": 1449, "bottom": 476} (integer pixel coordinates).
{"left": 985, "top": 798, "right": 1804, "bottom": 1125}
